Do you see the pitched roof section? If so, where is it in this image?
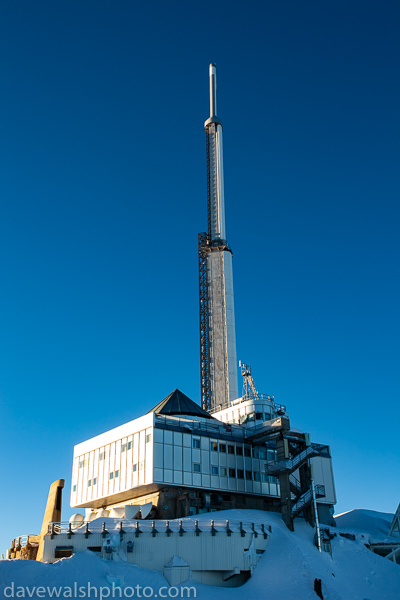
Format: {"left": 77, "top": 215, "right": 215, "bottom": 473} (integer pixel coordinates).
{"left": 147, "top": 389, "right": 213, "bottom": 419}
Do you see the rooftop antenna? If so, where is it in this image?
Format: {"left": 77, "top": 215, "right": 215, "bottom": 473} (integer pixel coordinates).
{"left": 240, "top": 362, "right": 259, "bottom": 401}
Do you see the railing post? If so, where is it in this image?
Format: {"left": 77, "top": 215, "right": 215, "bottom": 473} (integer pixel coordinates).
{"left": 165, "top": 520, "right": 173, "bottom": 537}
{"left": 179, "top": 520, "right": 185, "bottom": 536}
{"left": 211, "top": 520, "right": 217, "bottom": 536}
{"left": 151, "top": 521, "right": 158, "bottom": 537}
{"left": 195, "top": 520, "right": 201, "bottom": 536}
{"left": 240, "top": 521, "right": 245, "bottom": 537}
{"left": 226, "top": 520, "right": 232, "bottom": 536}
{"left": 135, "top": 521, "right": 142, "bottom": 538}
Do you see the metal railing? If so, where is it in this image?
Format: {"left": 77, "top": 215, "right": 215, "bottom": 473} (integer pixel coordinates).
{"left": 209, "top": 394, "right": 287, "bottom": 415}
{"left": 47, "top": 518, "right": 271, "bottom": 539}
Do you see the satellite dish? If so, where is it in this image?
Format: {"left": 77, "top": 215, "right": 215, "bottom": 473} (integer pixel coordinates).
{"left": 140, "top": 502, "right": 153, "bottom": 520}
{"left": 69, "top": 514, "right": 84, "bottom": 529}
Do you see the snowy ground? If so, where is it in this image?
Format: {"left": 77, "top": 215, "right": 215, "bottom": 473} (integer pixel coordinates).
{"left": 0, "top": 509, "right": 399, "bottom": 600}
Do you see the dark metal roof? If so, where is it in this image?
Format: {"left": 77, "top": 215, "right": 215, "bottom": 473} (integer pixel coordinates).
{"left": 147, "top": 389, "right": 213, "bottom": 419}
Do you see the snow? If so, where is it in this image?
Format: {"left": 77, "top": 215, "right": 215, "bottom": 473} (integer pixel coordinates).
{"left": 1, "top": 509, "right": 399, "bottom": 600}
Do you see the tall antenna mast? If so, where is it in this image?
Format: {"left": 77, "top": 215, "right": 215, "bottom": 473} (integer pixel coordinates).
{"left": 199, "top": 64, "right": 239, "bottom": 412}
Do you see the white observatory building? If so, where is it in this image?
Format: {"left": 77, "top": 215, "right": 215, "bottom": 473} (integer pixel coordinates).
{"left": 71, "top": 65, "right": 336, "bottom": 531}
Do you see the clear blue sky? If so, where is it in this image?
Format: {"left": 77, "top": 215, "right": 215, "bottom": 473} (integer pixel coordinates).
{"left": 0, "top": 1, "right": 399, "bottom": 555}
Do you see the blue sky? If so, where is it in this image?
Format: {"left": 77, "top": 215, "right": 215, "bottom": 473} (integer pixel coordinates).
{"left": 0, "top": 1, "right": 399, "bottom": 554}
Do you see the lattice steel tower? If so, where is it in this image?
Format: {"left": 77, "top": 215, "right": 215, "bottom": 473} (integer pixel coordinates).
{"left": 199, "top": 64, "right": 239, "bottom": 412}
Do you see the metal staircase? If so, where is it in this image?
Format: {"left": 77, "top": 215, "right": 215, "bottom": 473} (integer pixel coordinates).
{"left": 266, "top": 443, "right": 331, "bottom": 475}
{"left": 291, "top": 485, "right": 325, "bottom": 517}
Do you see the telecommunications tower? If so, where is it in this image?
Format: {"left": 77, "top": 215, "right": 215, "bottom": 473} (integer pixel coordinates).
{"left": 199, "top": 64, "right": 239, "bottom": 412}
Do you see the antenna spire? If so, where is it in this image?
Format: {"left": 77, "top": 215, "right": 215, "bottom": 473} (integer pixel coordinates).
{"left": 209, "top": 63, "right": 217, "bottom": 118}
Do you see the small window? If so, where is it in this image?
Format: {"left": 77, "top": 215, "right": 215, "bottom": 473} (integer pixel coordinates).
{"left": 255, "top": 412, "right": 263, "bottom": 421}
{"left": 139, "top": 461, "right": 145, "bottom": 471}
{"left": 128, "top": 441, "right": 132, "bottom": 450}
{"left": 193, "top": 463, "right": 201, "bottom": 472}
{"left": 109, "top": 472, "right": 114, "bottom": 480}
{"left": 99, "top": 452, "right": 104, "bottom": 461}
{"left": 228, "top": 445, "right": 235, "bottom": 454}
{"left": 73, "top": 485, "right": 77, "bottom": 492}
{"left": 219, "top": 443, "right": 226, "bottom": 453}
{"left": 244, "top": 447, "right": 251, "bottom": 457}
{"left": 121, "top": 444, "right": 127, "bottom": 452}
{"left": 193, "top": 438, "right": 200, "bottom": 449}
{"left": 253, "top": 471, "right": 260, "bottom": 481}
{"left": 229, "top": 468, "right": 236, "bottom": 478}
{"left": 79, "top": 460, "right": 85, "bottom": 469}
{"left": 88, "top": 480, "right": 92, "bottom": 487}
{"left": 146, "top": 434, "right": 151, "bottom": 443}
{"left": 115, "top": 470, "right": 119, "bottom": 478}
{"left": 261, "top": 473, "right": 269, "bottom": 482}
{"left": 252, "top": 447, "right": 260, "bottom": 459}
{"left": 245, "top": 470, "right": 252, "bottom": 480}
{"left": 236, "top": 446, "right": 243, "bottom": 456}
{"left": 220, "top": 467, "right": 227, "bottom": 476}
{"left": 247, "top": 412, "right": 255, "bottom": 421}
{"left": 210, "top": 441, "right": 218, "bottom": 452}
{"left": 260, "top": 448, "right": 267, "bottom": 460}
{"left": 93, "top": 478, "right": 97, "bottom": 485}
{"left": 133, "top": 464, "right": 137, "bottom": 472}
{"left": 212, "top": 466, "right": 219, "bottom": 475}
{"left": 237, "top": 469, "right": 244, "bottom": 479}
{"left": 267, "top": 449, "right": 276, "bottom": 462}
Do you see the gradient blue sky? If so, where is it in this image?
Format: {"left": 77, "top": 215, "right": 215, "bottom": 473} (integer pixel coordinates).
{"left": 1, "top": 1, "right": 399, "bottom": 555}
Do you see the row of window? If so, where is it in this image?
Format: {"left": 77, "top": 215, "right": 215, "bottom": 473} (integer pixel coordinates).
{"left": 193, "top": 463, "right": 277, "bottom": 482}
{"left": 202, "top": 439, "right": 276, "bottom": 461}
{"left": 78, "top": 435, "right": 152, "bottom": 468}
{"left": 73, "top": 462, "right": 147, "bottom": 492}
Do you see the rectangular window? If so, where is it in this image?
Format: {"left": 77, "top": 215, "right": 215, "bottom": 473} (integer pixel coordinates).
{"left": 73, "top": 485, "right": 77, "bottom": 492}
{"left": 88, "top": 480, "right": 92, "bottom": 487}
{"left": 267, "top": 450, "right": 276, "bottom": 462}
{"left": 245, "top": 470, "right": 252, "bottom": 480}
{"left": 210, "top": 441, "right": 218, "bottom": 452}
{"left": 79, "top": 460, "right": 86, "bottom": 468}
{"left": 228, "top": 445, "right": 235, "bottom": 454}
{"left": 261, "top": 473, "right": 268, "bottom": 482}
{"left": 109, "top": 472, "right": 114, "bottom": 480}
{"left": 99, "top": 451, "right": 108, "bottom": 461}
{"left": 212, "top": 466, "right": 219, "bottom": 475}
{"left": 260, "top": 448, "right": 267, "bottom": 460}
{"left": 220, "top": 467, "right": 227, "bottom": 476}
{"left": 219, "top": 443, "right": 226, "bottom": 453}
{"left": 192, "top": 438, "right": 200, "bottom": 448}
{"left": 229, "top": 468, "right": 236, "bottom": 478}
{"left": 133, "top": 464, "right": 137, "bottom": 472}
{"left": 93, "top": 478, "right": 97, "bottom": 485}
{"left": 252, "top": 447, "right": 259, "bottom": 459}
{"left": 139, "top": 461, "right": 145, "bottom": 471}
{"left": 253, "top": 471, "right": 260, "bottom": 481}
{"left": 121, "top": 444, "right": 127, "bottom": 452}
{"left": 236, "top": 446, "right": 243, "bottom": 456}
{"left": 128, "top": 441, "right": 132, "bottom": 450}
{"left": 255, "top": 412, "right": 263, "bottom": 421}
{"left": 244, "top": 447, "right": 251, "bottom": 457}
{"left": 237, "top": 469, "right": 244, "bottom": 479}
{"left": 146, "top": 434, "right": 151, "bottom": 443}
{"left": 193, "top": 463, "right": 201, "bottom": 473}
{"left": 115, "top": 470, "right": 119, "bottom": 478}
